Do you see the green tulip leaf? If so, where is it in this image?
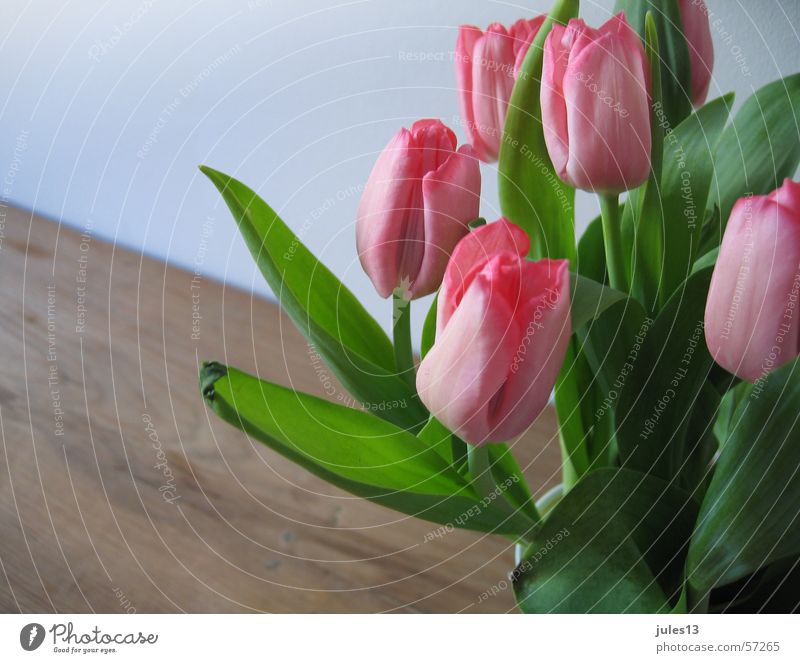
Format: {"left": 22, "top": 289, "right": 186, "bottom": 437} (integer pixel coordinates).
{"left": 692, "top": 246, "right": 719, "bottom": 275}
{"left": 626, "top": 12, "right": 666, "bottom": 312}
{"left": 569, "top": 272, "right": 628, "bottom": 330}
{"left": 498, "top": 0, "right": 578, "bottom": 263}
{"left": 615, "top": 0, "right": 693, "bottom": 129}
{"left": 679, "top": 380, "right": 720, "bottom": 501}
{"left": 417, "top": 415, "right": 467, "bottom": 472}
{"left": 416, "top": 422, "right": 538, "bottom": 523}
{"left": 487, "top": 443, "right": 539, "bottom": 523}
{"left": 200, "top": 166, "right": 427, "bottom": 430}
{"left": 420, "top": 294, "right": 438, "bottom": 360}
{"left": 577, "top": 293, "right": 651, "bottom": 472}
{"left": 576, "top": 214, "right": 607, "bottom": 283}
{"left": 614, "top": 268, "right": 715, "bottom": 481}
{"left": 687, "top": 357, "right": 800, "bottom": 595}
{"left": 578, "top": 296, "right": 651, "bottom": 472}
{"left": 513, "top": 468, "right": 698, "bottom": 613}
{"left": 659, "top": 94, "right": 733, "bottom": 302}
{"left": 552, "top": 270, "right": 627, "bottom": 486}
{"left": 708, "top": 556, "right": 800, "bottom": 613}
{"left": 712, "top": 379, "right": 749, "bottom": 444}
{"left": 554, "top": 339, "right": 593, "bottom": 486}
{"left": 200, "top": 362, "right": 536, "bottom": 536}
{"left": 710, "top": 73, "right": 800, "bottom": 230}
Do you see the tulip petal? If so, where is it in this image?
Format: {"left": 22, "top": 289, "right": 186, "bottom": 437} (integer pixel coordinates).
{"left": 411, "top": 145, "right": 481, "bottom": 298}
{"left": 456, "top": 25, "right": 494, "bottom": 163}
{"left": 417, "top": 267, "right": 520, "bottom": 444}
{"left": 387, "top": 119, "right": 458, "bottom": 286}
{"left": 510, "top": 16, "right": 545, "bottom": 76}
{"left": 705, "top": 191, "right": 800, "bottom": 382}
{"left": 471, "top": 25, "right": 517, "bottom": 162}
{"left": 561, "top": 22, "right": 651, "bottom": 192}
{"left": 679, "top": 0, "right": 714, "bottom": 106}
{"left": 411, "top": 118, "right": 457, "bottom": 173}
{"left": 356, "top": 128, "right": 423, "bottom": 298}
{"left": 541, "top": 23, "right": 571, "bottom": 179}
{"left": 438, "top": 218, "right": 530, "bottom": 335}
{"left": 489, "top": 259, "right": 571, "bottom": 440}
{"left": 772, "top": 177, "right": 800, "bottom": 217}
{"left": 509, "top": 16, "right": 545, "bottom": 57}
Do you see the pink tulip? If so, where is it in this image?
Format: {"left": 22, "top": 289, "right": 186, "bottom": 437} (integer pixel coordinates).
{"left": 679, "top": 0, "right": 714, "bottom": 106}
{"left": 356, "top": 119, "right": 481, "bottom": 299}
{"left": 541, "top": 13, "right": 651, "bottom": 193}
{"left": 705, "top": 180, "right": 800, "bottom": 382}
{"left": 416, "top": 219, "right": 571, "bottom": 445}
{"left": 456, "top": 17, "right": 545, "bottom": 163}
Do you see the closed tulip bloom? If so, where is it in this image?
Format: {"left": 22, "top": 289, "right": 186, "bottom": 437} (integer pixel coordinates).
{"left": 679, "top": 0, "right": 714, "bottom": 106}
{"left": 356, "top": 119, "right": 481, "bottom": 299}
{"left": 541, "top": 13, "right": 651, "bottom": 193}
{"left": 456, "top": 17, "right": 545, "bottom": 162}
{"left": 705, "top": 180, "right": 800, "bottom": 382}
{"left": 416, "top": 219, "right": 571, "bottom": 445}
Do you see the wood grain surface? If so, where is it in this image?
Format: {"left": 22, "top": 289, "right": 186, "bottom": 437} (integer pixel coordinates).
{"left": 0, "top": 206, "right": 561, "bottom": 613}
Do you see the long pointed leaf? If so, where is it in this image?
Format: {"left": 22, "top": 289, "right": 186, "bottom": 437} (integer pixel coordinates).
{"left": 498, "top": 0, "right": 578, "bottom": 263}
{"left": 201, "top": 362, "right": 536, "bottom": 536}
{"left": 201, "top": 166, "right": 427, "bottom": 430}
{"left": 688, "top": 357, "right": 800, "bottom": 594}
{"left": 710, "top": 73, "right": 800, "bottom": 228}
{"left": 660, "top": 94, "right": 733, "bottom": 301}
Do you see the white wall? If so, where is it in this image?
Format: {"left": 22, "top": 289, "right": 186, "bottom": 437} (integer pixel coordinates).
{"left": 2, "top": 0, "right": 799, "bottom": 341}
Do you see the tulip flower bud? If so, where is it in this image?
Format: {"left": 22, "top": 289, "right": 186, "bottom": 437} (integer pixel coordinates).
{"left": 705, "top": 180, "right": 800, "bottom": 382}
{"left": 356, "top": 119, "right": 481, "bottom": 299}
{"left": 678, "top": 0, "right": 714, "bottom": 107}
{"left": 541, "top": 13, "right": 651, "bottom": 193}
{"left": 456, "top": 17, "right": 545, "bottom": 163}
{"left": 417, "top": 219, "right": 571, "bottom": 445}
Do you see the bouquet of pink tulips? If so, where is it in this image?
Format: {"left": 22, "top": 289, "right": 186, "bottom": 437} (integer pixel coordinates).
{"left": 200, "top": 0, "right": 800, "bottom": 613}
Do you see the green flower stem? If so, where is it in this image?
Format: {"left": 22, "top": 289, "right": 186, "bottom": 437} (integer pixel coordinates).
{"left": 599, "top": 193, "right": 627, "bottom": 291}
{"left": 467, "top": 444, "right": 497, "bottom": 499}
{"left": 554, "top": 340, "right": 591, "bottom": 492}
{"left": 392, "top": 289, "right": 416, "bottom": 391}
{"left": 468, "top": 444, "right": 537, "bottom": 543}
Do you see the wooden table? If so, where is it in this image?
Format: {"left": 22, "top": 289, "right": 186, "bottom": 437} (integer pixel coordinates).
{"left": 0, "top": 206, "right": 561, "bottom": 613}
